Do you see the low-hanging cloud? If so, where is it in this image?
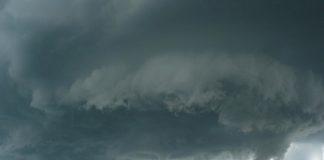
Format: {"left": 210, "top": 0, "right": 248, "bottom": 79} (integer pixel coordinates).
{"left": 0, "top": 0, "right": 324, "bottom": 160}
{"left": 62, "top": 54, "right": 324, "bottom": 133}
{"left": 55, "top": 54, "right": 324, "bottom": 160}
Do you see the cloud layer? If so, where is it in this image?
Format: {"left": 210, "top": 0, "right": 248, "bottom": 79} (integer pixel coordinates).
{"left": 0, "top": 0, "right": 324, "bottom": 160}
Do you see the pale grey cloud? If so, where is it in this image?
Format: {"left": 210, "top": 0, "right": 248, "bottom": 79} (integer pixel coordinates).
{"left": 55, "top": 54, "right": 324, "bottom": 159}
{"left": 284, "top": 143, "right": 323, "bottom": 160}
{"left": 61, "top": 54, "right": 323, "bottom": 131}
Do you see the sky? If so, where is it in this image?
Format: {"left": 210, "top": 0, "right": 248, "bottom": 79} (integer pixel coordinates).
{"left": 0, "top": 0, "right": 324, "bottom": 160}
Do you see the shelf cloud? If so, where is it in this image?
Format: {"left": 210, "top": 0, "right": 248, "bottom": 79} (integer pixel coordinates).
{"left": 0, "top": 0, "right": 323, "bottom": 160}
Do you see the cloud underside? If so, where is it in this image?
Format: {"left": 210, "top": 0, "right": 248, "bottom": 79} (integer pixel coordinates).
{"left": 0, "top": 0, "right": 324, "bottom": 160}
{"left": 3, "top": 54, "right": 324, "bottom": 160}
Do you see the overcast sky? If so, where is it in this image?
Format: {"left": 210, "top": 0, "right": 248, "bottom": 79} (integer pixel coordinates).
{"left": 0, "top": 0, "right": 324, "bottom": 160}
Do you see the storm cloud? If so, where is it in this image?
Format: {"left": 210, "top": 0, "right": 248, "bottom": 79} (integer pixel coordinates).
{"left": 0, "top": 0, "right": 324, "bottom": 160}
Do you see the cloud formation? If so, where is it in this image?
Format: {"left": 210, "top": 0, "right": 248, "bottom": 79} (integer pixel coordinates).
{"left": 61, "top": 54, "right": 324, "bottom": 132}
{"left": 0, "top": 0, "right": 324, "bottom": 160}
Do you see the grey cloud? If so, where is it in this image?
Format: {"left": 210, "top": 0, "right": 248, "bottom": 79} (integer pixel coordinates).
{"left": 2, "top": 0, "right": 324, "bottom": 110}
{"left": 0, "top": 0, "right": 323, "bottom": 160}
{"left": 283, "top": 143, "right": 323, "bottom": 160}
{"left": 3, "top": 0, "right": 324, "bottom": 90}
{"left": 0, "top": 0, "right": 8, "bottom": 10}
{"left": 56, "top": 54, "right": 324, "bottom": 159}
{"left": 62, "top": 54, "right": 324, "bottom": 131}
{"left": 0, "top": 109, "right": 290, "bottom": 160}
{"left": 2, "top": 0, "right": 153, "bottom": 109}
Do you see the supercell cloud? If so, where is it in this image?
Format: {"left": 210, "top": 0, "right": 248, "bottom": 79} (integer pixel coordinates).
{"left": 0, "top": 0, "right": 324, "bottom": 160}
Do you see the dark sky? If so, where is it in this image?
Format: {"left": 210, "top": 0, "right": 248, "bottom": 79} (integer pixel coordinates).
{"left": 0, "top": 0, "right": 324, "bottom": 160}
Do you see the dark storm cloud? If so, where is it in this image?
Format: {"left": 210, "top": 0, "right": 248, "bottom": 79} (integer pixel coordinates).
{"left": 0, "top": 0, "right": 324, "bottom": 160}
{"left": 58, "top": 54, "right": 324, "bottom": 160}
{"left": 0, "top": 108, "right": 291, "bottom": 160}
{"left": 3, "top": 0, "right": 324, "bottom": 89}
{"left": 0, "top": 0, "right": 8, "bottom": 10}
